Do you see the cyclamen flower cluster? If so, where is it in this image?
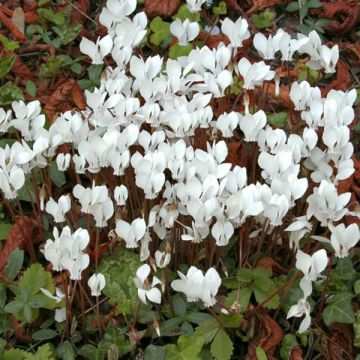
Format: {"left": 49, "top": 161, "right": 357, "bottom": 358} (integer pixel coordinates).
{"left": 0, "top": 0, "right": 358, "bottom": 334}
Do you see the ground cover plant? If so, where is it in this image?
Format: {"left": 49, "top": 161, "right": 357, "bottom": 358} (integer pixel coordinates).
{"left": 0, "top": 0, "right": 360, "bottom": 359}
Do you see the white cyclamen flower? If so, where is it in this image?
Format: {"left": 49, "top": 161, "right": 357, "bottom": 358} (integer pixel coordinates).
{"left": 328, "top": 223, "right": 360, "bottom": 258}
{"left": 239, "top": 110, "right": 267, "bottom": 142}
{"left": 171, "top": 266, "right": 221, "bottom": 307}
{"left": 115, "top": 218, "right": 146, "bottom": 248}
{"left": 79, "top": 35, "right": 113, "bottom": 65}
{"left": 45, "top": 195, "right": 71, "bottom": 223}
{"left": 186, "top": 0, "right": 206, "bottom": 13}
{"left": 296, "top": 249, "right": 327, "bottom": 282}
{"left": 237, "top": 58, "right": 275, "bottom": 90}
{"left": 285, "top": 216, "right": 312, "bottom": 250}
{"left": 155, "top": 250, "right": 171, "bottom": 268}
{"left": 88, "top": 273, "right": 106, "bottom": 296}
{"left": 134, "top": 264, "right": 162, "bottom": 304}
{"left": 56, "top": 153, "right": 71, "bottom": 171}
{"left": 170, "top": 18, "right": 200, "bottom": 46}
{"left": 114, "top": 185, "right": 128, "bottom": 206}
{"left": 221, "top": 17, "right": 250, "bottom": 48}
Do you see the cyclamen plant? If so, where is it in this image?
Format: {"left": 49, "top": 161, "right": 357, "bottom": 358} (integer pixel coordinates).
{"left": 0, "top": 0, "right": 359, "bottom": 358}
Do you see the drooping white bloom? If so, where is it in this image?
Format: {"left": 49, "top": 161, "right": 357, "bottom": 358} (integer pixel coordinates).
{"left": 43, "top": 226, "right": 90, "bottom": 280}
{"left": 279, "top": 32, "right": 308, "bottom": 61}
{"left": 88, "top": 273, "right": 106, "bottom": 296}
{"left": 134, "top": 264, "right": 162, "bottom": 304}
{"left": 287, "top": 278, "right": 312, "bottom": 333}
{"left": 115, "top": 218, "right": 146, "bottom": 248}
{"left": 79, "top": 35, "right": 113, "bottom": 65}
{"left": 45, "top": 195, "right": 71, "bottom": 223}
{"left": 73, "top": 182, "right": 114, "bottom": 227}
{"left": 171, "top": 266, "right": 221, "bottom": 307}
{"left": 328, "top": 223, "right": 360, "bottom": 258}
{"left": 114, "top": 185, "right": 128, "bottom": 206}
{"left": 216, "top": 112, "right": 239, "bottom": 137}
{"left": 296, "top": 249, "right": 327, "bottom": 282}
{"left": 155, "top": 250, "right": 171, "bottom": 268}
{"left": 186, "top": 0, "right": 206, "bottom": 13}
{"left": 237, "top": 58, "right": 275, "bottom": 90}
{"left": 99, "top": 0, "right": 137, "bottom": 29}
{"left": 211, "top": 218, "right": 234, "bottom": 246}
{"left": 170, "top": 18, "right": 200, "bottom": 46}
{"left": 56, "top": 153, "right": 71, "bottom": 171}
{"left": 253, "top": 30, "right": 284, "bottom": 60}
{"left": 221, "top": 17, "right": 250, "bottom": 48}
{"left": 306, "top": 180, "right": 351, "bottom": 226}
{"left": 239, "top": 110, "right": 267, "bottom": 142}
{"left": 0, "top": 165, "right": 25, "bottom": 199}
{"left": 285, "top": 216, "right": 312, "bottom": 249}
{"left": 290, "top": 81, "right": 321, "bottom": 111}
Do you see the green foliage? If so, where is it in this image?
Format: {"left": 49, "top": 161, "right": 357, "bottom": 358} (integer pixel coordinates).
{"left": 0, "top": 34, "right": 19, "bottom": 51}
{"left": 256, "top": 346, "right": 267, "bottom": 360}
{"left": 286, "top": 0, "right": 322, "bottom": 23}
{"left": 4, "top": 249, "right": 24, "bottom": 280}
{"left": 2, "top": 344, "right": 55, "bottom": 360}
{"left": 149, "top": 17, "right": 171, "bottom": 46}
{"left": 0, "top": 223, "right": 12, "bottom": 240}
{"left": 225, "top": 267, "right": 280, "bottom": 310}
{"left": 165, "top": 335, "right": 205, "bottom": 360}
{"left": 144, "top": 345, "right": 166, "bottom": 360}
{"left": 78, "top": 64, "right": 104, "bottom": 91}
{"left": 4, "top": 264, "right": 56, "bottom": 323}
{"left": 0, "top": 82, "right": 24, "bottom": 105}
{"left": 26, "top": 81, "right": 37, "bottom": 97}
{"left": 99, "top": 248, "right": 141, "bottom": 315}
{"left": 213, "top": 2, "right": 227, "bottom": 15}
{"left": 173, "top": 5, "right": 201, "bottom": 22}
{"left": 354, "top": 311, "right": 360, "bottom": 348}
{"left": 267, "top": 112, "right": 288, "bottom": 128}
{"left": 251, "top": 11, "right": 275, "bottom": 29}
{"left": 280, "top": 334, "right": 298, "bottom": 359}
{"left": 169, "top": 44, "right": 193, "bottom": 60}
{"left": 0, "top": 56, "right": 16, "bottom": 80}
{"left": 322, "top": 292, "right": 355, "bottom": 327}
{"left": 39, "top": 58, "right": 63, "bottom": 78}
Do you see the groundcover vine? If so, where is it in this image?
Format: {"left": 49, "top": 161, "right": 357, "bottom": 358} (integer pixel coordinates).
{"left": 0, "top": 0, "right": 359, "bottom": 359}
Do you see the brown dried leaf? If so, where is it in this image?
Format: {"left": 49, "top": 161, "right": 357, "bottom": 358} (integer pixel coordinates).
{"left": 0, "top": 216, "right": 42, "bottom": 273}
{"left": 290, "top": 347, "right": 303, "bottom": 360}
{"left": 144, "top": 0, "right": 181, "bottom": 18}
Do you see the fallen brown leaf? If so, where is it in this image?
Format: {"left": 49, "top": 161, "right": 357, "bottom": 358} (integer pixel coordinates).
{"left": 144, "top": 0, "right": 180, "bottom": 18}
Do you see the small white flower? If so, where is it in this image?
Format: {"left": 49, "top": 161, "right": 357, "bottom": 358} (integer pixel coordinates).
{"left": 287, "top": 297, "right": 311, "bottom": 333}
{"left": 295, "top": 249, "right": 327, "bottom": 282}
{"left": 134, "top": 264, "right": 162, "bottom": 304}
{"left": 56, "top": 153, "right": 71, "bottom": 171}
{"left": 79, "top": 35, "right": 113, "bottom": 65}
{"left": 114, "top": 185, "right": 128, "bottom": 206}
{"left": 88, "top": 273, "right": 106, "bottom": 296}
{"left": 285, "top": 216, "right": 312, "bottom": 250}
{"left": 55, "top": 308, "right": 66, "bottom": 323}
{"left": 328, "top": 223, "right": 360, "bottom": 258}
{"left": 186, "top": 0, "right": 206, "bottom": 13}
{"left": 170, "top": 18, "right": 200, "bottom": 46}
{"left": 45, "top": 195, "right": 71, "bottom": 223}
{"left": 115, "top": 218, "right": 146, "bottom": 248}
{"left": 171, "top": 266, "right": 221, "bottom": 307}
{"left": 239, "top": 110, "right": 267, "bottom": 142}
{"left": 155, "top": 250, "right": 171, "bottom": 268}
{"left": 221, "top": 17, "right": 250, "bottom": 48}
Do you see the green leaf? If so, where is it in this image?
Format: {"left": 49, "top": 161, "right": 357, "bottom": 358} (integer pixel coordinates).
{"left": 79, "top": 345, "right": 106, "bottom": 360}
{"left": 0, "top": 223, "right": 12, "bottom": 240}
{"left": 32, "top": 328, "right": 57, "bottom": 341}
{"left": 4, "top": 249, "right": 24, "bottom": 280}
{"left": 256, "top": 346, "right": 268, "bottom": 360}
{"left": 210, "top": 329, "right": 233, "bottom": 360}
{"left": 24, "top": 343, "right": 55, "bottom": 360}
{"left": 56, "top": 340, "right": 75, "bottom": 360}
{"left": 195, "top": 318, "right": 219, "bottom": 343}
{"left": 0, "top": 56, "right": 15, "bottom": 79}
{"left": 307, "top": 0, "right": 322, "bottom": 8}
{"left": 280, "top": 334, "right": 298, "bottom": 360}
{"left": 219, "top": 313, "right": 243, "bottom": 328}
{"left": 165, "top": 335, "right": 204, "bottom": 360}
{"left": 172, "top": 294, "right": 187, "bottom": 317}
{"left": 0, "top": 34, "right": 19, "bottom": 51}
{"left": 354, "top": 311, "right": 360, "bottom": 348}
{"left": 0, "top": 283, "right": 6, "bottom": 308}
{"left": 37, "top": 8, "right": 65, "bottom": 25}
{"left": 39, "top": 58, "right": 63, "bottom": 78}
{"left": 268, "top": 112, "right": 288, "bottom": 128}
{"left": 0, "top": 82, "right": 23, "bottom": 105}
{"left": 286, "top": 2, "right": 300, "bottom": 12}
{"left": 53, "top": 23, "right": 82, "bottom": 45}
{"left": 213, "top": 1, "right": 227, "bottom": 15}
{"left": 323, "top": 292, "right": 355, "bottom": 327}
{"left": 19, "top": 263, "right": 55, "bottom": 296}
{"left": 354, "top": 280, "right": 360, "bottom": 295}
{"left": 50, "top": 161, "right": 66, "bottom": 186}
{"left": 99, "top": 248, "right": 141, "bottom": 315}
{"left": 173, "top": 4, "right": 200, "bottom": 22}
{"left": 144, "top": 345, "right": 166, "bottom": 360}
{"left": 149, "top": 17, "right": 171, "bottom": 46}
{"left": 4, "top": 300, "right": 24, "bottom": 313}
{"left": 25, "top": 81, "right": 37, "bottom": 97}
{"left": 251, "top": 11, "right": 275, "bottom": 30}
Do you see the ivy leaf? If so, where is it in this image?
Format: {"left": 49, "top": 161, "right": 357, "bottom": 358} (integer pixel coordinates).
{"left": 0, "top": 82, "right": 23, "bottom": 105}
{"left": 256, "top": 346, "right": 268, "bottom": 360}
{"left": 172, "top": 4, "right": 200, "bottom": 22}
{"left": 4, "top": 249, "right": 24, "bottom": 280}
{"left": 322, "top": 292, "right": 355, "bottom": 327}
{"left": 149, "top": 17, "right": 171, "bottom": 46}
{"left": 251, "top": 11, "right": 275, "bottom": 29}
{"left": 32, "top": 328, "right": 57, "bottom": 341}
{"left": 0, "top": 56, "right": 16, "bottom": 79}
{"left": 53, "top": 23, "right": 82, "bottom": 45}
{"left": 268, "top": 112, "right": 288, "bottom": 128}
{"left": 213, "top": 1, "right": 227, "bottom": 15}
{"left": 37, "top": 8, "right": 65, "bottom": 25}
{"left": 210, "top": 329, "right": 233, "bottom": 360}
{"left": 280, "top": 334, "right": 298, "bottom": 360}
